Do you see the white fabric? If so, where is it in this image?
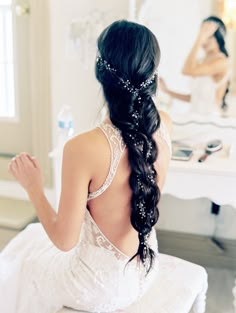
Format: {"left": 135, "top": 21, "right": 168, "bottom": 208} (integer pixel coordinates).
{"left": 58, "top": 254, "right": 208, "bottom": 313}
{"left": 0, "top": 214, "right": 158, "bottom": 313}
{"left": 87, "top": 123, "right": 126, "bottom": 201}
{"left": 0, "top": 121, "right": 171, "bottom": 313}
{"left": 190, "top": 71, "right": 230, "bottom": 115}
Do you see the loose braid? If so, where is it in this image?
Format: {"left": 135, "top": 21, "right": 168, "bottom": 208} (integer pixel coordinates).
{"left": 95, "top": 20, "right": 161, "bottom": 273}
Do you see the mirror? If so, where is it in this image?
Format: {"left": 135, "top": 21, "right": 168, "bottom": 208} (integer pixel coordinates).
{"left": 138, "top": 0, "right": 236, "bottom": 126}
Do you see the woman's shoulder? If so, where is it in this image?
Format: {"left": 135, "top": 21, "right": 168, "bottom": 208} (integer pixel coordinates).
{"left": 153, "top": 110, "right": 173, "bottom": 156}
{"left": 63, "top": 127, "right": 102, "bottom": 159}
{"left": 207, "top": 53, "right": 229, "bottom": 69}
{"left": 159, "top": 110, "right": 173, "bottom": 136}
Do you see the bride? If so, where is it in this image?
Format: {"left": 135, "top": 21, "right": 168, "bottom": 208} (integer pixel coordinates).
{"left": 160, "top": 16, "right": 230, "bottom": 115}
{"left": 0, "top": 20, "right": 172, "bottom": 313}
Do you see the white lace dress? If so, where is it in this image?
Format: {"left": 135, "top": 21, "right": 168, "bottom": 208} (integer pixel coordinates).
{"left": 0, "top": 121, "right": 171, "bottom": 313}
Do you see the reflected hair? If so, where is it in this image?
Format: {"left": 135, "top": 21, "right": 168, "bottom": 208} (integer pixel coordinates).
{"left": 203, "top": 16, "right": 230, "bottom": 110}
{"left": 95, "top": 20, "right": 161, "bottom": 273}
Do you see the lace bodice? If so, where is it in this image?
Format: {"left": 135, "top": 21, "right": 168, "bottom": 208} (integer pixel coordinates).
{"left": 88, "top": 120, "right": 172, "bottom": 201}
{"left": 87, "top": 123, "right": 126, "bottom": 201}
{"left": 68, "top": 208, "right": 159, "bottom": 312}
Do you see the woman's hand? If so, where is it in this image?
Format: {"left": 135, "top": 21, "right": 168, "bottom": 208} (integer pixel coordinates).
{"left": 198, "top": 21, "right": 218, "bottom": 43}
{"left": 159, "top": 77, "right": 169, "bottom": 93}
{"left": 8, "top": 153, "right": 44, "bottom": 194}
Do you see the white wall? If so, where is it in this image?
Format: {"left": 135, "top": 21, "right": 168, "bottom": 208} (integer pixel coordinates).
{"left": 139, "top": 0, "right": 212, "bottom": 91}
{"left": 48, "top": 0, "right": 128, "bottom": 205}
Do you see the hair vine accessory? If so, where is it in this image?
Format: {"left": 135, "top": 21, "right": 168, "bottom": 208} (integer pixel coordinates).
{"left": 119, "top": 78, "right": 139, "bottom": 97}
{"left": 139, "top": 71, "right": 158, "bottom": 91}
{"left": 96, "top": 52, "right": 158, "bottom": 97}
{"left": 96, "top": 54, "right": 117, "bottom": 73}
{"left": 131, "top": 110, "right": 140, "bottom": 128}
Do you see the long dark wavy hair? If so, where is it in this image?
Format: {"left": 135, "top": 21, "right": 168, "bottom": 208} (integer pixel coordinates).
{"left": 95, "top": 20, "right": 161, "bottom": 273}
{"left": 203, "top": 16, "right": 230, "bottom": 110}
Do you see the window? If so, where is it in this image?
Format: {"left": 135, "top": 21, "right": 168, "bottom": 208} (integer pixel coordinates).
{"left": 0, "top": 0, "right": 16, "bottom": 118}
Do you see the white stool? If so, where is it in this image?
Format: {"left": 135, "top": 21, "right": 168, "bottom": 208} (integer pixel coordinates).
{"left": 58, "top": 254, "right": 208, "bottom": 313}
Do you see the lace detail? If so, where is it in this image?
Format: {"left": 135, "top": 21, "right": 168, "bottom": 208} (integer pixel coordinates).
{"left": 157, "top": 121, "right": 172, "bottom": 156}
{"left": 67, "top": 210, "right": 159, "bottom": 312}
{"left": 88, "top": 121, "right": 171, "bottom": 201}
{"left": 84, "top": 210, "right": 130, "bottom": 261}
{"left": 88, "top": 123, "right": 126, "bottom": 201}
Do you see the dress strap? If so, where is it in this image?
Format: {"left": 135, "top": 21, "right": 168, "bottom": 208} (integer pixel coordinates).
{"left": 87, "top": 123, "right": 126, "bottom": 201}
{"left": 87, "top": 120, "right": 171, "bottom": 201}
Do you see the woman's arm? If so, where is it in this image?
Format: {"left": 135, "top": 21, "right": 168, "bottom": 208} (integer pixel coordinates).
{"left": 182, "top": 22, "right": 227, "bottom": 76}
{"left": 164, "top": 89, "right": 191, "bottom": 102}
{"left": 159, "top": 77, "right": 191, "bottom": 102}
{"left": 8, "top": 135, "right": 92, "bottom": 251}
{"left": 183, "top": 56, "right": 228, "bottom": 77}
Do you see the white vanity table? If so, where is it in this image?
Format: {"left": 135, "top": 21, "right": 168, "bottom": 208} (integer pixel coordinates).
{"left": 164, "top": 155, "right": 236, "bottom": 207}
{"left": 163, "top": 144, "right": 236, "bottom": 208}
{"left": 163, "top": 118, "right": 236, "bottom": 208}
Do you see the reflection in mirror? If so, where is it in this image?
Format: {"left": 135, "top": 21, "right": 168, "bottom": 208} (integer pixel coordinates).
{"left": 139, "top": 0, "right": 236, "bottom": 123}
{"left": 160, "top": 15, "right": 231, "bottom": 116}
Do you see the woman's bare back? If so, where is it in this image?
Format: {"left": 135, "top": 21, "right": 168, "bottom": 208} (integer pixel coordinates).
{"left": 72, "top": 111, "right": 172, "bottom": 257}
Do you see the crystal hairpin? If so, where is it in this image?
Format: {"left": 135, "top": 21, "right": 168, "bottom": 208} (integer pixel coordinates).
{"left": 96, "top": 53, "right": 117, "bottom": 73}
{"left": 131, "top": 110, "right": 140, "bottom": 128}
{"left": 138, "top": 200, "right": 146, "bottom": 219}
{"left": 119, "top": 78, "right": 139, "bottom": 97}
{"left": 139, "top": 71, "right": 158, "bottom": 91}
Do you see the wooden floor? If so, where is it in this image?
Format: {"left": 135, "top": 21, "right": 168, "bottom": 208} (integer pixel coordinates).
{"left": 157, "top": 229, "right": 236, "bottom": 270}
{"left": 157, "top": 229, "right": 236, "bottom": 312}
{"left": 204, "top": 267, "right": 235, "bottom": 313}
